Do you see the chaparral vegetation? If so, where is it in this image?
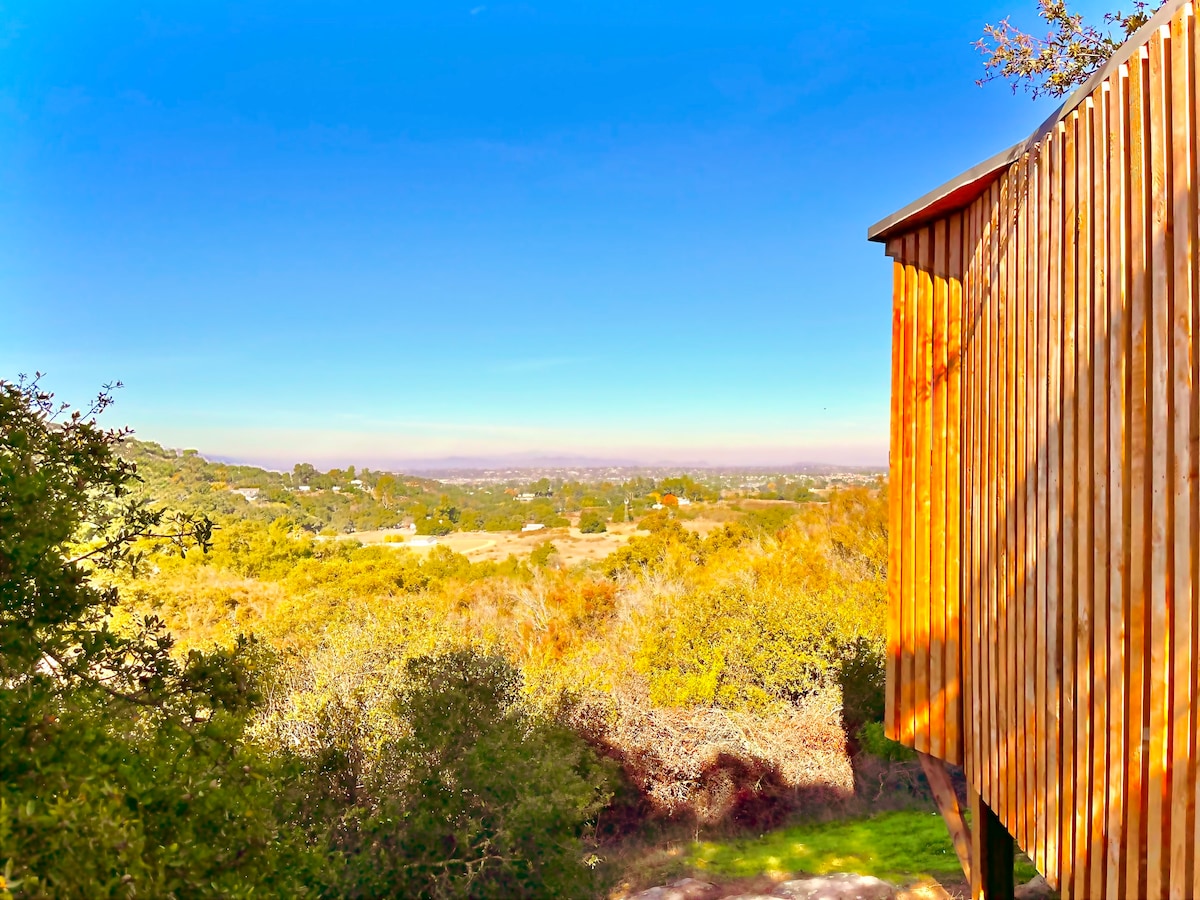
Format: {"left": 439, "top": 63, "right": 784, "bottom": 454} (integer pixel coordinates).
{"left": 1, "top": 377, "right": 921, "bottom": 898}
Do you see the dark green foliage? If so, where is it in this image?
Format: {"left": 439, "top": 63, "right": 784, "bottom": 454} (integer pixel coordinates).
{"left": 0, "top": 377, "right": 324, "bottom": 898}
{"left": 837, "top": 639, "right": 887, "bottom": 734}
{"left": 332, "top": 652, "right": 615, "bottom": 899}
{"left": 854, "top": 722, "right": 917, "bottom": 763}
{"left": 578, "top": 510, "right": 607, "bottom": 534}
{"left": 530, "top": 541, "right": 559, "bottom": 568}
{"left": 738, "top": 504, "right": 798, "bottom": 537}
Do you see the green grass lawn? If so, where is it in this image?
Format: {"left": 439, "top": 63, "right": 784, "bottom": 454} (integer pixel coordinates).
{"left": 682, "top": 809, "right": 1039, "bottom": 885}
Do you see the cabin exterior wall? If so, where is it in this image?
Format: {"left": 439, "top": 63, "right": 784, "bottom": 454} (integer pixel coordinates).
{"left": 884, "top": 3, "right": 1200, "bottom": 895}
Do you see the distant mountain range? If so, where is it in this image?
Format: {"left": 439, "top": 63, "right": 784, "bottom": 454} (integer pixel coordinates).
{"left": 391, "top": 455, "right": 886, "bottom": 477}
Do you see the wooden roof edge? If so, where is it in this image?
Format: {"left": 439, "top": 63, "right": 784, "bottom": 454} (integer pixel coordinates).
{"left": 867, "top": 0, "right": 1190, "bottom": 245}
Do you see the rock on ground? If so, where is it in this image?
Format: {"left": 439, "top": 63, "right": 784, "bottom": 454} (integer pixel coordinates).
{"left": 627, "top": 878, "right": 722, "bottom": 900}
{"left": 770, "top": 874, "right": 897, "bottom": 900}
{"left": 1013, "top": 875, "right": 1054, "bottom": 900}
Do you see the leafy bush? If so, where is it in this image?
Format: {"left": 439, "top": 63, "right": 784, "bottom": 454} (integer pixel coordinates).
{"left": 854, "top": 722, "right": 916, "bottom": 763}
{"left": 530, "top": 540, "right": 559, "bottom": 568}
{"left": 578, "top": 510, "right": 607, "bottom": 534}
{"left": 332, "top": 651, "right": 616, "bottom": 899}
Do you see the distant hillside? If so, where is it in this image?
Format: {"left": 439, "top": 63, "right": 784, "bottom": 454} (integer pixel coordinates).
{"left": 118, "top": 439, "right": 869, "bottom": 537}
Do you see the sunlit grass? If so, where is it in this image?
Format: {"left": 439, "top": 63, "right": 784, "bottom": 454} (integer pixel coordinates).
{"left": 681, "top": 810, "right": 1039, "bottom": 885}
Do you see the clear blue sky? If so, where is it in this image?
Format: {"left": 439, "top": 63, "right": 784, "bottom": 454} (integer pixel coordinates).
{"left": 2, "top": 1, "right": 1105, "bottom": 468}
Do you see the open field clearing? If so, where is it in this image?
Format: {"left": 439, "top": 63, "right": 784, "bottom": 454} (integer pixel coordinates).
{"left": 345, "top": 507, "right": 776, "bottom": 565}
{"left": 346, "top": 524, "right": 639, "bottom": 565}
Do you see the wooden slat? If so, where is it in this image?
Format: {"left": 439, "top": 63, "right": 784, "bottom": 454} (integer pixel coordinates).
{"left": 917, "top": 228, "right": 934, "bottom": 754}
{"left": 985, "top": 183, "right": 1001, "bottom": 809}
{"left": 1105, "top": 64, "right": 1131, "bottom": 900}
{"left": 1016, "top": 148, "right": 1033, "bottom": 855}
{"left": 1061, "top": 110, "right": 1080, "bottom": 893}
{"left": 1146, "top": 25, "right": 1172, "bottom": 899}
{"left": 1034, "top": 135, "right": 1051, "bottom": 879}
{"left": 1126, "top": 45, "right": 1152, "bottom": 900}
{"left": 1046, "top": 121, "right": 1065, "bottom": 888}
{"left": 973, "top": 194, "right": 988, "bottom": 794}
{"left": 887, "top": 255, "right": 906, "bottom": 740}
{"left": 947, "top": 211, "right": 964, "bottom": 766}
{"left": 1075, "top": 98, "right": 1097, "bottom": 900}
{"left": 1169, "top": 9, "right": 1197, "bottom": 898}
{"left": 902, "top": 232, "right": 919, "bottom": 748}
{"left": 1190, "top": 13, "right": 1200, "bottom": 900}
{"left": 1091, "top": 81, "right": 1112, "bottom": 900}
{"left": 931, "top": 218, "right": 948, "bottom": 761}
{"left": 998, "top": 167, "right": 1013, "bottom": 826}
{"left": 963, "top": 200, "right": 978, "bottom": 786}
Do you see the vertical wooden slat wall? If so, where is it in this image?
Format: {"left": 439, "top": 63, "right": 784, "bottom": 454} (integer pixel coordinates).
{"left": 883, "top": 3, "right": 1200, "bottom": 894}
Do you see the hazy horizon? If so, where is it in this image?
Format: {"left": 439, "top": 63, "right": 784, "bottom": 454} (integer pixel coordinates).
{"left": 134, "top": 423, "right": 888, "bottom": 472}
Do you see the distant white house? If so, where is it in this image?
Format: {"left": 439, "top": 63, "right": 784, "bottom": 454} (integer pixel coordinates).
{"left": 350, "top": 479, "right": 364, "bottom": 488}
{"left": 297, "top": 485, "right": 312, "bottom": 493}
{"left": 677, "top": 497, "right": 692, "bottom": 506}
{"left": 521, "top": 523, "right": 546, "bottom": 532}
{"left": 231, "top": 487, "right": 261, "bottom": 501}
{"left": 516, "top": 493, "right": 537, "bottom": 503}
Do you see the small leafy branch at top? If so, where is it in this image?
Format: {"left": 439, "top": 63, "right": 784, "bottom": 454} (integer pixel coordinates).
{"left": 978, "top": 0, "right": 1161, "bottom": 98}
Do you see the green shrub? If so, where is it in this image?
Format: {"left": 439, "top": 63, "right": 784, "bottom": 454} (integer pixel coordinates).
{"left": 336, "top": 651, "right": 616, "bottom": 899}
{"left": 854, "top": 722, "right": 917, "bottom": 763}
{"left": 530, "top": 541, "right": 559, "bottom": 568}
{"left": 578, "top": 510, "right": 607, "bottom": 534}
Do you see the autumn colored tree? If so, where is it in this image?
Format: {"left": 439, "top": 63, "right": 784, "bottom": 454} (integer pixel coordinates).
{"left": 978, "top": 0, "right": 1159, "bottom": 97}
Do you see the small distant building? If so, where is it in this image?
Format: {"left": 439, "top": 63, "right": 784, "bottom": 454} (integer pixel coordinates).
{"left": 230, "top": 487, "right": 260, "bottom": 502}
{"left": 677, "top": 497, "right": 693, "bottom": 506}
{"left": 521, "top": 523, "right": 546, "bottom": 532}
{"left": 349, "top": 479, "right": 364, "bottom": 488}
{"left": 516, "top": 493, "right": 536, "bottom": 503}
{"left": 297, "top": 485, "right": 312, "bottom": 493}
